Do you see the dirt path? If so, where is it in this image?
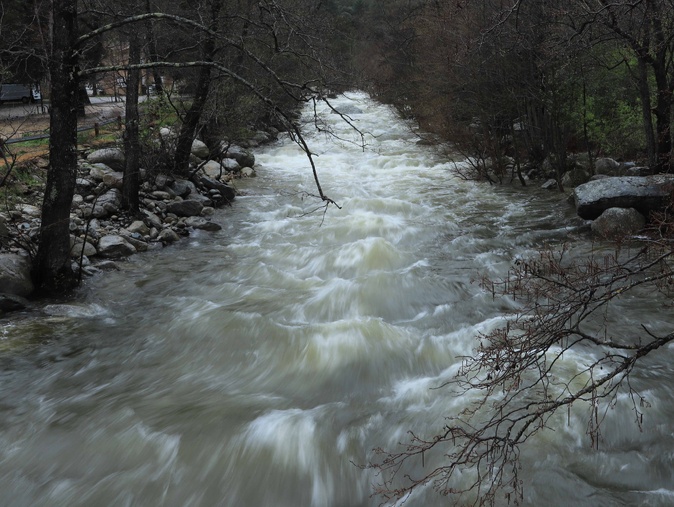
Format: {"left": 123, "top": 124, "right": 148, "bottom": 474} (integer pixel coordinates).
{"left": 0, "top": 99, "right": 126, "bottom": 139}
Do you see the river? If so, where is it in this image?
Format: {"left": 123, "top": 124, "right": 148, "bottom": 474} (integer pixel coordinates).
{"left": 1, "top": 92, "right": 673, "bottom": 506}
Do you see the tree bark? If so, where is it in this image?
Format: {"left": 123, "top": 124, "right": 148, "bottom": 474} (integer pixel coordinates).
{"left": 144, "top": 0, "right": 164, "bottom": 94}
{"left": 173, "top": 0, "right": 221, "bottom": 175}
{"left": 652, "top": 62, "right": 673, "bottom": 173}
{"left": 122, "top": 32, "right": 141, "bottom": 212}
{"left": 32, "top": 0, "right": 80, "bottom": 294}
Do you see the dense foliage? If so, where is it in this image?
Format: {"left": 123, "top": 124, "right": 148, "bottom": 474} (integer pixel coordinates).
{"left": 349, "top": 0, "right": 674, "bottom": 177}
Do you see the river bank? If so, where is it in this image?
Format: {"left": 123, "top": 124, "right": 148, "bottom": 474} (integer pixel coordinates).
{"left": 0, "top": 129, "right": 268, "bottom": 312}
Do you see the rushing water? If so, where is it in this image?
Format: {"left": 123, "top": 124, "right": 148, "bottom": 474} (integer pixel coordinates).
{"left": 2, "top": 92, "right": 674, "bottom": 506}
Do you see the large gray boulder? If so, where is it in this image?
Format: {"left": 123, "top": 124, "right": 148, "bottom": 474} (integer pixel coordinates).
{"left": 185, "top": 216, "right": 222, "bottom": 231}
{"left": 591, "top": 207, "right": 646, "bottom": 240}
{"left": 101, "top": 171, "right": 124, "bottom": 189}
{"left": 191, "top": 139, "right": 210, "bottom": 159}
{"left": 223, "top": 144, "right": 255, "bottom": 168}
{"left": 70, "top": 236, "right": 97, "bottom": 258}
{"left": 166, "top": 199, "right": 204, "bottom": 217}
{"left": 92, "top": 188, "right": 122, "bottom": 218}
{"left": 573, "top": 175, "right": 674, "bottom": 220}
{"left": 0, "top": 253, "right": 34, "bottom": 296}
{"left": 97, "top": 235, "right": 137, "bottom": 258}
{"left": 594, "top": 158, "right": 621, "bottom": 176}
{"left": 87, "top": 148, "right": 126, "bottom": 172}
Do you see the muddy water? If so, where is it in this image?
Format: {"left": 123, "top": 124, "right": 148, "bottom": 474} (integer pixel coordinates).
{"left": 1, "top": 92, "right": 673, "bottom": 506}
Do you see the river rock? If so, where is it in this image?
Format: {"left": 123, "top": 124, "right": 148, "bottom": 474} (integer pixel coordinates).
{"left": 171, "top": 178, "right": 193, "bottom": 198}
{"left": 92, "top": 189, "right": 122, "bottom": 218}
{"left": 191, "top": 139, "right": 210, "bottom": 159}
{"left": 562, "top": 168, "right": 590, "bottom": 188}
{"left": 594, "top": 157, "right": 620, "bottom": 175}
{"left": 126, "top": 220, "right": 150, "bottom": 236}
{"left": 158, "top": 228, "right": 180, "bottom": 243}
{"left": 87, "top": 163, "right": 114, "bottom": 182}
{"left": 70, "top": 236, "right": 97, "bottom": 258}
{"left": 591, "top": 207, "right": 646, "bottom": 240}
{"left": 185, "top": 216, "right": 222, "bottom": 231}
{"left": 120, "top": 234, "right": 149, "bottom": 252}
{"left": 240, "top": 167, "right": 256, "bottom": 178}
{"left": 0, "top": 293, "right": 29, "bottom": 312}
{"left": 151, "top": 190, "right": 173, "bottom": 200}
{"left": 102, "top": 171, "right": 124, "bottom": 189}
{"left": 201, "top": 160, "right": 228, "bottom": 179}
{"left": 97, "top": 235, "right": 137, "bottom": 258}
{"left": 142, "top": 210, "right": 163, "bottom": 229}
{"left": 15, "top": 204, "right": 40, "bottom": 217}
{"left": 198, "top": 176, "right": 235, "bottom": 203}
{"left": 573, "top": 175, "right": 674, "bottom": 220}
{"left": 166, "top": 199, "right": 203, "bottom": 217}
{"left": 87, "top": 148, "right": 126, "bottom": 171}
{"left": 0, "top": 253, "right": 34, "bottom": 296}
{"left": 223, "top": 145, "right": 255, "bottom": 168}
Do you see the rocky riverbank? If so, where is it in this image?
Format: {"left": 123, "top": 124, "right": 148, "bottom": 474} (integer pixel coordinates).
{"left": 0, "top": 132, "right": 273, "bottom": 313}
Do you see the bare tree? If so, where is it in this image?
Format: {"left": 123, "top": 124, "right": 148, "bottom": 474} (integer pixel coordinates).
{"left": 370, "top": 233, "right": 674, "bottom": 505}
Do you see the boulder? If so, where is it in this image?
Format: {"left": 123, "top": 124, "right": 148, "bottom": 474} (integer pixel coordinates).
{"left": 0, "top": 293, "right": 29, "bottom": 313}
{"left": 171, "top": 178, "right": 193, "bottom": 198}
{"left": 97, "top": 235, "right": 137, "bottom": 258}
{"left": 15, "top": 204, "right": 40, "bottom": 217}
{"left": 166, "top": 199, "right": 204, "bottom": 217}
{"left": 151, "top": 190, "right": 173, "bottom": 200}
{"left": 573, "top": 175, "right": 674, "bottom": 220}
{"left": 185, "top": 216, "right": 222, "bottom": 231}
{"left": 191, "top": 139, "right": 210, "bottom": 159}
{"left": 198, "top": 176, "right": 236, "bottom": 203}
{"left": 120, "top": 234, "right": 149, "bottom": 252}
{"left": 591, "top": 207, "right": 646, "bottom": 240}
{"left": 126, "top": 220, "right": 150, "bottom": 236}
{"left": 0, "top": 253, "right": 34, "bottom": 297}
{"left": 142, "top": 210, "right": 163, "bottom": 229}
{"left": 88, "top": 163, "right": 115, "bottom": 181}
{"left": 159, "top": 127, "right": 176, "bottom": 141}
{"left": 562, "top": 168, "right": 590, "bottom": 188}
{"left": 158, "top": 228, "right": 180, "bottom": 243}
{"left": 240, "top": 167, "right": 256, "bottom": 178}
{"left": 101, "top": 171, "right": 124, "bottom": 189}
{"left": 92, "top": 189, "right": 122, "bottom": 218}
{"left": 201, "top": 160, "right": 227, "bottom": 179}
{"left": 223, "top": 144, "right": 255, "bottom": 168}
{"left": 594, "top": 157, "right": 620, "bottom": 176}
{"left": 70, "top": 236, "right": 97, "bottom": 258}
{"left": 87, "top": 148, "right": 126, "bottom": 171}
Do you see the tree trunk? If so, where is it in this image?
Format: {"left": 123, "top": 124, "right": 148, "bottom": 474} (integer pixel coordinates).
{"left": 173, "top": 66, "right": 212, "bottom": 175}
{"left": 32, "top": 0, "right": 80, "bottom": 294}
{"left": 145, "top": 0, "right": 164, "bottom": 94}
{"left": 653, "top": 62, "right": 673, "bottom": 173}
{"left": 122, "top": 33, "right": 141, "bottom": 212}
{"left": 173, "top": 0, "right": 221, "bottom": 174}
